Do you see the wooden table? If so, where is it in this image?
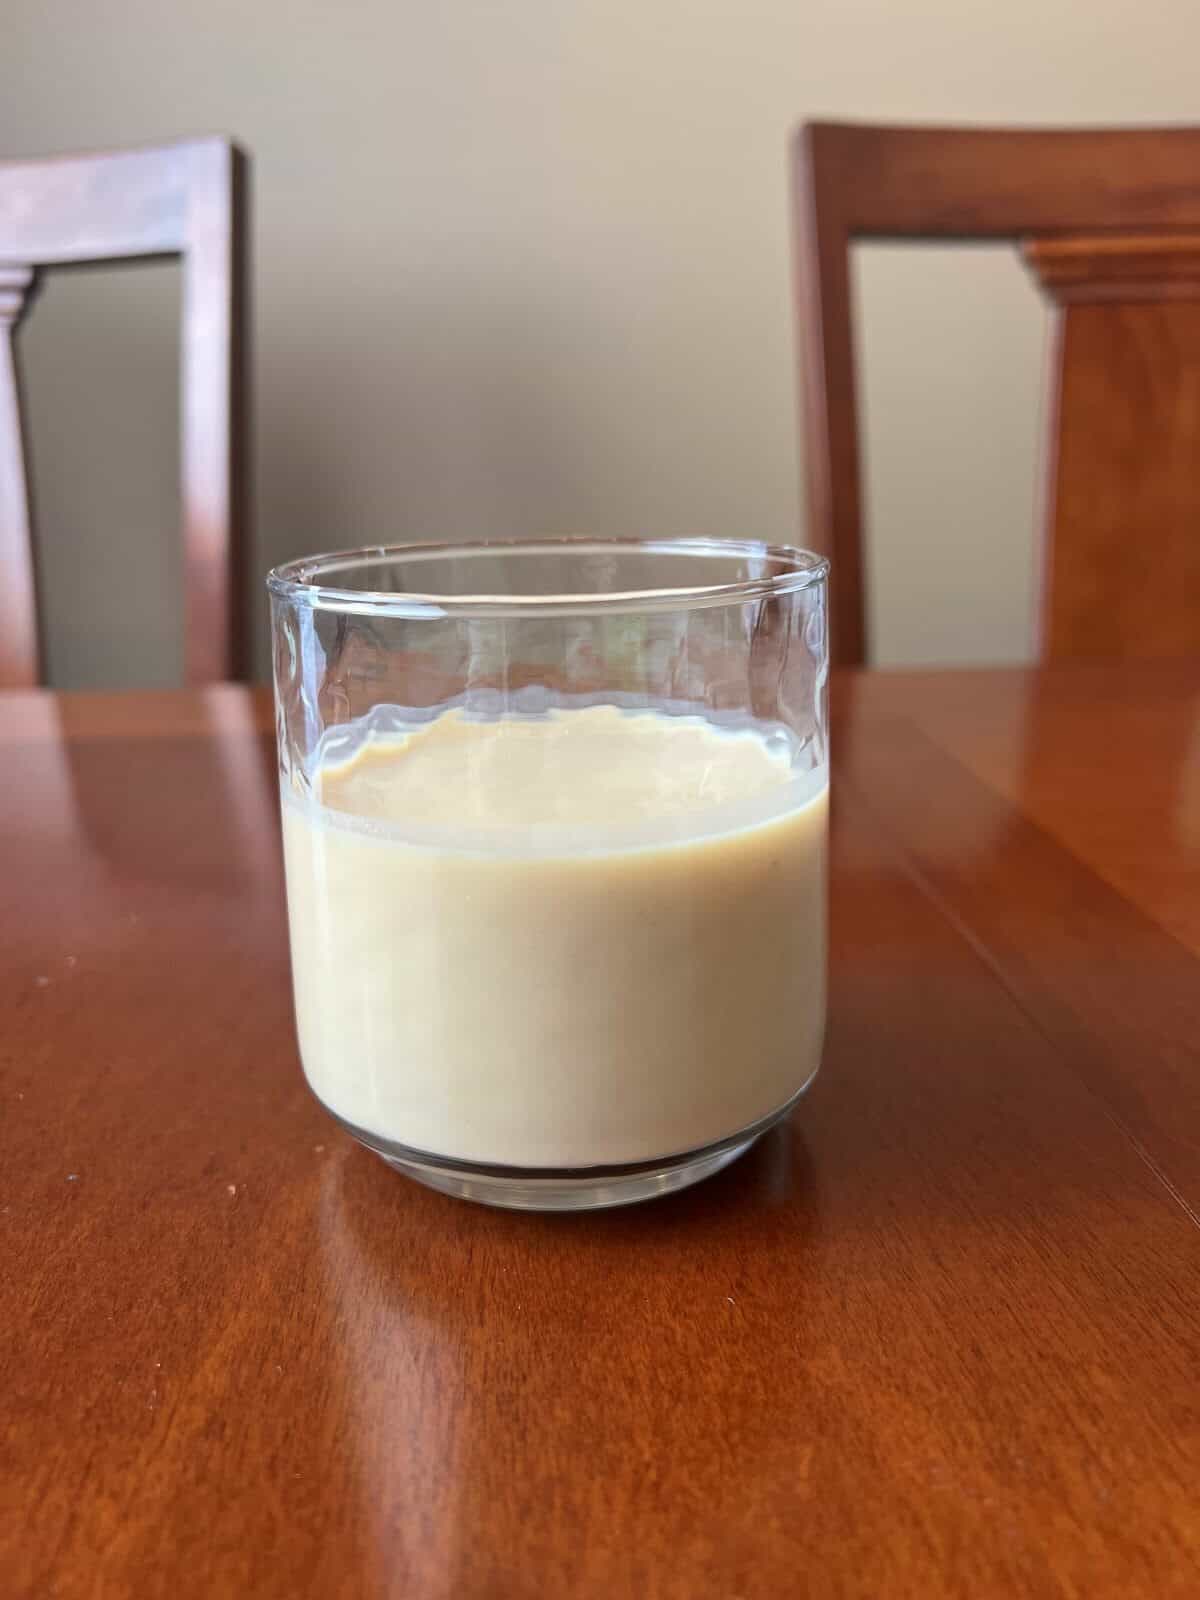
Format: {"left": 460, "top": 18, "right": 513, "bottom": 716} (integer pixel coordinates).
{"left": 4, "top": 663, "right": 1200, "bottom": 1599}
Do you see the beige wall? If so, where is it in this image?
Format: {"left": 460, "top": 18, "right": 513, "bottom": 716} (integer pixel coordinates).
{"left": 7, "top": 0, "right": 1198, "bottom": 684}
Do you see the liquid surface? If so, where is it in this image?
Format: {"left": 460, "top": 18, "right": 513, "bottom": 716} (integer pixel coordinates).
{"left": 319, "top": 705, "right": 800, "bottom": 831}
{"left": 282, "top": 705, "right": 828, "bottom": 1167}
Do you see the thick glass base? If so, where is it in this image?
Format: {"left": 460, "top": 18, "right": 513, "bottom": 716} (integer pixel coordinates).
{"left": 325, "top": 1077, "right": 815, "bottom": 1211}
{"left": 376, "top": 1136, "right": 756, "bottom": 1211}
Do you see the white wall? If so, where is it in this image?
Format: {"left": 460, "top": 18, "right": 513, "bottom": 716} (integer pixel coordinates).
{"left": 7, "top": 0, "right": 1199, "bottom": 684}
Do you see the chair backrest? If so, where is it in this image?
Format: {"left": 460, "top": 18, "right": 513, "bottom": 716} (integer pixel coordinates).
{"left": 793, "top": 122, "right": 1200, "bottom": 666}
{"left": 0, "top": 138, "right": 248, "bottom": 686}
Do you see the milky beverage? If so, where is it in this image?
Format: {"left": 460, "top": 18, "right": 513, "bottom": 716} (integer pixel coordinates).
{"left": 281, "top": 703, "right": 827, "bottom": 1168}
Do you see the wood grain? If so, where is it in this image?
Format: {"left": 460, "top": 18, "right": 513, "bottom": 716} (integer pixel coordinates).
{"left": 3, "top": 665, "right": 1200, "bottom": 1598}
{"left": 839, "top": 665, "right": 1200, "bottom": 1218}
{"left": 792, "top": 121, "right": 1200, "bottom": 665}
{"left": 1038, "top": 299, "right": 1200, "bottom": 658}
{"left": 0, "top": 139, "right": 249, "bottom": 686}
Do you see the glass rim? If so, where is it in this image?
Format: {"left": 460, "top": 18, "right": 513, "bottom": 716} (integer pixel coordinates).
{"left": 266, "top": 537, "right": 829, "bottom": 620}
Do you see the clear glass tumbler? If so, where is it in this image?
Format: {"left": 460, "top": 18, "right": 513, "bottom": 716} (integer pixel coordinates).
{"left": 268, "top": 539, "right": 829, "bottom": 1210}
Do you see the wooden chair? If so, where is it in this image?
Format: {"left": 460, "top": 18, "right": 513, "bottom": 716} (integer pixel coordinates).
{"left": 0, "top": 138, "right": 249, "bottom": 686}
{"left": 793, "top": 122, "right": 1200, "bottom": 666}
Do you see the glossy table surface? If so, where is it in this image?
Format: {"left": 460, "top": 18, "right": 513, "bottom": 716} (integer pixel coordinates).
{"left": 3, "top": 663, "right": 1200, "bottom": 1599}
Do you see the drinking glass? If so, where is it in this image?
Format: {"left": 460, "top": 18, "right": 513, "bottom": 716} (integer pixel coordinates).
{"left": 269, "top": 539, "right": 829, "bottom": 1210}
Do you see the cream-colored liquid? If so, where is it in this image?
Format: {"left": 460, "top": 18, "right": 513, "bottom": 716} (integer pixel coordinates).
{"left": 281, "top": 706, "right": 827, "bottom": 1168}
